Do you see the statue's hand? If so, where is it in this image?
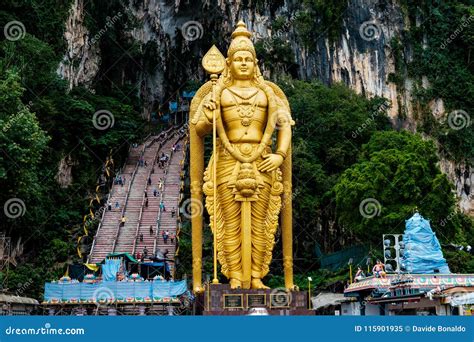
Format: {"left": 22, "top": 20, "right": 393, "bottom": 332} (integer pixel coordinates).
{"left": 203, "top": 98, "right": 219, "bottom": 122}
{"left": 258, "top": 154, "right": 283, "bottom": 172}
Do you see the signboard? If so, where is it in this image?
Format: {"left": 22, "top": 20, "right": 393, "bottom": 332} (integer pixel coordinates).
{"left": 223, "top": 294, "right": 243, "bottom": 309}
{"left": 247, "top": 294, "right": 266, "bottom": 308}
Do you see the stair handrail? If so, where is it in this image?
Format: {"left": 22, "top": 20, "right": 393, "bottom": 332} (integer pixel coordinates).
{"left": 87, "top": 192, "right": 111, "bottom": 264}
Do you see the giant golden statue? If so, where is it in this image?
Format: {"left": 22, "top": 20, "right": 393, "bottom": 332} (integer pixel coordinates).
{"left": 190, "top": 21, "right": 295, "bottom": 292}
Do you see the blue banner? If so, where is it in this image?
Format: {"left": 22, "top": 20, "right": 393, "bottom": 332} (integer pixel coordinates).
{"left": 101, "top": 259, "right": 121, "bottom": 281}
{"left": 44, "top": 280, "right": 187, "bottom": 303}
{"left": 0, "top": 316, "right": 472, "bottom": 342}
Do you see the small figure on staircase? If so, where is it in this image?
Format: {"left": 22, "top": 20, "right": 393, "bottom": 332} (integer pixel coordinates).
{"left": 159, "top": 153, "right": 166, "bottom": 168}
{"left": 139, "top": 233, "right": 144, "bottom": 242}
{"left": 171, "top": 207, "right": 176, "bottom": 217}
{"left": 149, "top": 225, "right": 154, "bottom": 236}
{"left": 162, "top": 230, "right": 169, "bottom": 244}
{"left": 145, "top": 198, "right": 149, "bottom": 208}
{"left": 120, "top": 215, "right": 127, "bottom": 227}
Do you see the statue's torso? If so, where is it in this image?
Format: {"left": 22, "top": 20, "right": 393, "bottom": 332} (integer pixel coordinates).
{"left": 221, "top": 86, "right": 268, "bottom": 143}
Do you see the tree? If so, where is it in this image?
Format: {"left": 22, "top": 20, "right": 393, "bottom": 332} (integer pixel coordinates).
{"left": 0, "top": 68, "right": 50, "bottom": 234}
{"left": 277, "top": 80, "right": 390, "bottom": 262}
{"left": 334, "top": 131, "right": 458, "bottom": 246}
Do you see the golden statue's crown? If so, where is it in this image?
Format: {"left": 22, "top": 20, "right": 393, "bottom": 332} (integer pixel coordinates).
{"left": 227, "top": 21, "right": 256, "bottom": 59}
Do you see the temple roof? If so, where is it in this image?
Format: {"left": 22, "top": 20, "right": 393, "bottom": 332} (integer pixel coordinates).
{"left": 344, "top": 274, "right": 474, "bottom": 295}
{"left": 0, "top": 294, "right": 39, "bottom": 305}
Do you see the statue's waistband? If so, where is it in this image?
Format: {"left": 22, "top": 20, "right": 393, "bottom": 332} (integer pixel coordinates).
{"left": 216, "top": 139, "right": 272, "bottom": 158}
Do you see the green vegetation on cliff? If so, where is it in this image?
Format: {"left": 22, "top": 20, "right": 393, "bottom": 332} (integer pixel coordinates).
{"left": 0, "top": 0, "right": 145, "bottom": 298}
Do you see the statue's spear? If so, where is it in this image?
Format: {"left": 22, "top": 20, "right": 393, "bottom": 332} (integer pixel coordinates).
{"left": 202, "top": 45, "right": 225, "bottom": 285}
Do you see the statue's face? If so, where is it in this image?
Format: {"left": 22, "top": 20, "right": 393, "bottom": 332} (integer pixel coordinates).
{"left": 229, "top": 51, "right": 255, "bottom": 80}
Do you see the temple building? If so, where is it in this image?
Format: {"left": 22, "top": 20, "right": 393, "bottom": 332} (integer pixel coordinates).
{"left": 342, "top": 213, "right": 474, "bottom": 315}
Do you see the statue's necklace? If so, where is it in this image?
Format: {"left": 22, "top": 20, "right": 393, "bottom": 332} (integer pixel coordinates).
{"left": 227, "top": 87, "right": 259, "bottom": 100}
{"left": 228, "top": 88, "right": 259, "bottom": 127}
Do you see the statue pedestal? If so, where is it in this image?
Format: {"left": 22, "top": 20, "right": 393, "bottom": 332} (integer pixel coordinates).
{"left": 197, "top": 284, "right": 314, "bottom": 315}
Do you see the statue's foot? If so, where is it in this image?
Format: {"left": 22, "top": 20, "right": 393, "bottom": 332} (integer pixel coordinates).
{"left": 251, "top": 278, "right": 270, "bottom": 289}
{"left": 229, "top": 278, "right": 242, "bottom": 289}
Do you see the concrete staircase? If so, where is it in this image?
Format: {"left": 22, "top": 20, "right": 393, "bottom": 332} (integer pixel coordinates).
{"left": 133, "top": 135, "right": 181, "bottom": 259}
{"left": 88, "top": 126, "right": 187, "bottom": 274}
{"left": 113, "top": 138, "right": 162, "bottom": 254}
{"left": 88, "top": 145, "right": 141, "bottom": 264}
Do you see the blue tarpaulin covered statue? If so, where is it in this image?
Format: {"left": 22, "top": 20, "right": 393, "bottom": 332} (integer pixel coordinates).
{"left": 401, "top": 212, "right": 450, "bottom": 274}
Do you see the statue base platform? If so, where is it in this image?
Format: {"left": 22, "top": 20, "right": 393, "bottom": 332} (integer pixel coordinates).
{"left": 197, "top": 284, "right": 314, "bottom": 316}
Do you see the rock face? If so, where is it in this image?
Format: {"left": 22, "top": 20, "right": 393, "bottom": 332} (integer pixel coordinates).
{"left": 57, "top": 0, "right": 100, "bottom": 90}
{"left": 296, "top": 0, "right": 406, "bottom": 118}
{"left": 59, "top": 0, "right": 411, "bottom": 117}
{"left": 439, "top": 159, "right": 473, "bottom": 216}
{"left": 56, "top": 155, "right": 76, "bottom": 188}
{"left": 57, "top": 0, "right": 472, "bottom": 215}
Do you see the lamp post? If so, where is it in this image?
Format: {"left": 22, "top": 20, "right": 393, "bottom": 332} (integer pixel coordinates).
{"left": 205, "top": 274, "right": 211, "bottom": 311}
{"left": 307, "top": 277, "right": 312, "bottom": 310}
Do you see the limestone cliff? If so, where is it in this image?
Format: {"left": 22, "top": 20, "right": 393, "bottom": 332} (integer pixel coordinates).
{"left": 57, "top": 0, "right": 472, "bottom": 215}
{"left": 57, "top": 0, "right": 100, "bottom": 90}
